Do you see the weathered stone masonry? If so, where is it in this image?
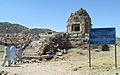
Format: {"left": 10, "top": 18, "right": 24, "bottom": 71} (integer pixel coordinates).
{"left": 67, "top": 8, "right": 92, "bottom": 34}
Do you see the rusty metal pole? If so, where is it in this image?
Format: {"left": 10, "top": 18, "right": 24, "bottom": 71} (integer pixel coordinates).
{"left": 114, "top": 29, "right": 117, "bottom": 69}
{"left": 89, "top": 44, "right": 91, "bottom": 68}
{"left": 115, "top": 44, "right": 117, "bottom": 68}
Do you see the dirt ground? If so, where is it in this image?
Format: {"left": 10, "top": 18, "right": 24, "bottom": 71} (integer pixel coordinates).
{"left": 0, "top": 46, "right": 120, "bottom": 75}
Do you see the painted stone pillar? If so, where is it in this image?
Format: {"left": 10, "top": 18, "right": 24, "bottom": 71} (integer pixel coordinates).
{"left": 69, "top": 25, "right": 72, "bottom": 32}
{"left": 80, "top": 24, "right": 82, "bottom": 33}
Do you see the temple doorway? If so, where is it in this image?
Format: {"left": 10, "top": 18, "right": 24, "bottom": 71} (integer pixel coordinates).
{"left": 72, "top": 24, "right": 80, "bottom": 31}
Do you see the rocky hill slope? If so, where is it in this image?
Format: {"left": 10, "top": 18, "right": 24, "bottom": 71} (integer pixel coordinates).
{"left": 0, "top": 22, "right": 55, "bottom": 34}
{"left": 0, "top": 22, "right": 29, "bottom": 33}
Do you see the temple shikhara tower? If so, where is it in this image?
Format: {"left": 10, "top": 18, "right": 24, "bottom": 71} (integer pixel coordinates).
{"left": 67, "top": 8, "right": 92, "bottom": 34}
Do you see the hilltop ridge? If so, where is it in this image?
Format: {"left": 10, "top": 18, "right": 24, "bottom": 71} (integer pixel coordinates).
{"left": 0, "top": 22, "right": 55, "bottom": 34}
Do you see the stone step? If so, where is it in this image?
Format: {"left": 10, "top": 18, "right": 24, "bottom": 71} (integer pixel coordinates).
{"left": 24, "top": 53, "right": 38, "bottom": 56}
{"left": 23, "top": 55, "right": 39, "bottom": 59}
{"left": 23, "top": 52, "right": 38, "bottom": 55}
{"left": 24, "top": 48, "right": 38, "bottom": 51}
{"left": 24, "top": 50, "right": 38, "bottom": 53}
{"left": 23, "top": 55, "right": 40, "bottom": 57}
{"left": 23, "top": 56, "right": 41, "bottom": 60}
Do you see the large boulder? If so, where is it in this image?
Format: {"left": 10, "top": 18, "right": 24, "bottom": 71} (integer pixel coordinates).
{"left": 102, "top": 44, "right": 109, "bottom": 51}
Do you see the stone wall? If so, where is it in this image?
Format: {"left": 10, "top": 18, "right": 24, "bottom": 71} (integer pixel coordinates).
{"left": 61, "top": 32, "right": 88, "bottom": 48}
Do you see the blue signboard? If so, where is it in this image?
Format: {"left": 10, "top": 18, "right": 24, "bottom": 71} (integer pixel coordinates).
{"left": 89, "top": 28, "right": 116, "bottom": 45}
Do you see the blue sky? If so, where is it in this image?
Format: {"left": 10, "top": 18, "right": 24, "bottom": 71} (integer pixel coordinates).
{"left": 0, "top": 0, "right": 120, "bottom": 36}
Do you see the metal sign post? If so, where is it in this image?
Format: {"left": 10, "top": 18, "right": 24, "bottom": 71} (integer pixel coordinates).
{"left": 88, "top": 44, "right": 91, "bottom": 68}
{"left": 115, "top": 44, "right": 117, "bottom": 68}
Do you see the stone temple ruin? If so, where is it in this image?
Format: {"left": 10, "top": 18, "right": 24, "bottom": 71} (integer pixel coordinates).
{"left": 65, "top": 8, "right": 92, "bottom": 48}
{"left": 22, "top": 8, "right": 92, "bottom": 61}
{"left": 67, "top": 8, "right": 92, "bottom": 33}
